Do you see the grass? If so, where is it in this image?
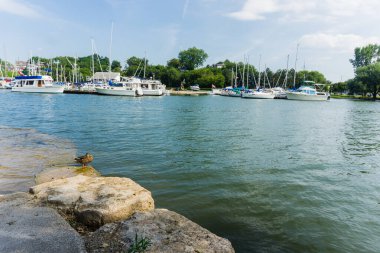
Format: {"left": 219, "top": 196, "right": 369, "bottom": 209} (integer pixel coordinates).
{"left": 127, "top": 234, "right": 152, "bottom": 253}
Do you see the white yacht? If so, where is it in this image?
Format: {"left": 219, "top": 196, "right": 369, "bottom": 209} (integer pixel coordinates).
{"left": 95, "top": 77, "right": 143, "bottom": 96}
{"left": 271, "top": 87, "right": 287, "bottom": 99}
{"left": 141, "top": 79, "right": 166, "bottom": 96}
{"left": 190, "top": 84, "right": 200, "bottom": 91}
{"left": 11, "top": 75, "right": 64, "bottom": 93}
{"left": 286, "top": 86, "right": 330, "bottom": 101}
{"left": 241, "top": 89, "right": 275, "bottom": 99}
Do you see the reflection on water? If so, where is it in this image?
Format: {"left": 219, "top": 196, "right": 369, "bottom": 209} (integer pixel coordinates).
{"left": 0, "top": 126, "right": 76, "bottom": 194}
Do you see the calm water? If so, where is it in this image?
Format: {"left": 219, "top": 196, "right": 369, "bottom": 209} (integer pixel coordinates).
{"left": 1, "top": 90, "right": 380, "bottom": 252}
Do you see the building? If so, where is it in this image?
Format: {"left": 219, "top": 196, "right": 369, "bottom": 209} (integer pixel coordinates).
{"left": 92, "top": 72, "right": 121, "bottom": 82}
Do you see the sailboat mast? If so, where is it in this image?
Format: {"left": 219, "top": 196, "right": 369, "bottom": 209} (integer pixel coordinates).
{"left": 109, "top": 22, "right": 114, "bottom": 76}
{"left": 235, "top": 63, "right": 237, "bottom": 87}
{"left": 293, "top": 43, "right": 299, "bottom": 88}
{"left": 91, "top": 39, "right": 95, "bottom": 83}
{"left": 283, "top": 54, "right": 289, "bottom": 87}
{"left": 143, "top": 51, "right": 147, "bottom": 79}
{"left": 258, "top": 55, "right": 261, "bottom": 89}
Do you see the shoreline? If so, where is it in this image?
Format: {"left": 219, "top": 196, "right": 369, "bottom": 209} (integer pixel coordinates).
{"left": 0, "top": 163, "right": 235, "bottom": 252}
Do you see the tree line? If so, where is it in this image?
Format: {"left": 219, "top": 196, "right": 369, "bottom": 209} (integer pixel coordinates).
{"left": 1, "top": 47, "right": 329, "bottom": 89}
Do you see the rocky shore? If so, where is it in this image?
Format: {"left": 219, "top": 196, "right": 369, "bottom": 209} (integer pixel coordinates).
{"left": 0, "top": 165, "right": 235, "bottom": 253}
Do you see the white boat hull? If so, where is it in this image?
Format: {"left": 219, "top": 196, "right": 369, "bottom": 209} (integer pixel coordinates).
{"left": 95, "top": 86, "right": 142, "bottom": 96}
{"left": 11, "top": 86, "right": 64, "bottom": 93}
{"left": 142, "top": 89, "right": 163, "bottom": 96}
{"left": 242, "top": 92, "right": 275, "bottom": 99}
{"left": 211, "top": 89, "right": 222, "bottom": 95}
{"left": 286, "top": 92, "right": 329, "bottom": 101}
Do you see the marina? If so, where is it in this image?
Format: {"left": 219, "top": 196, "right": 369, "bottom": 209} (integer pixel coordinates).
{"left": 1, "top": 91, "right": 379, "bottom": 252}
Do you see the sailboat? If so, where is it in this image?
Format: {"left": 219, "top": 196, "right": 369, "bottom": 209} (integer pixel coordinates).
{"left": 242, "top": 59, "right": 274, "bottom": 99}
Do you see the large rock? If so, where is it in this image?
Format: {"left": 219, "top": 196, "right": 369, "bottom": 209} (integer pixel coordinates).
{"left": 85, "top": 209, "right": 235, "bottom": 253}
{"left": 30, "top": 175, "right": 154, "bottom": 228}
{"left": 0, "top": 192, "right": 86, "bottom": 253}
{"left": 35, "top": 165, "right": 100, "bottom": 185}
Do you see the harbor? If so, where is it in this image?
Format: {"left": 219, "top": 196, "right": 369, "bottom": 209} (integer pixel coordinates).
{"left": 1, "top": 91, "right": 380, "bottom": 252}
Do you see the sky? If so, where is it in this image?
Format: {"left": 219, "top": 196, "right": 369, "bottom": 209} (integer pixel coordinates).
{"left": 1, "top": 0, "right": 380, "bottom": 82}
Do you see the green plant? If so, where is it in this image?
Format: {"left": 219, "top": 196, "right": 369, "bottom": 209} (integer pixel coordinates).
{"left": 127, "top": 234, "right": 152, "bottom": 253}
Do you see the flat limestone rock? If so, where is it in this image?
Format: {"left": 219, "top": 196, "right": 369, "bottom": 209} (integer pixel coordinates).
{"left": 85, "top": 209, "right": 235, "bottom": 253}
{"left": 35, "top": 166, "right": 100, "bottom": 185}
{"left": 0, "top": 192, "right": 86, "bottom": 253}
{"left": 30, "top": 175, "right": 154, "bottom": 228}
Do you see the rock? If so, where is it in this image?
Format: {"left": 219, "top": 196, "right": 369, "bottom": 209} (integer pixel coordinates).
{"left": 35, "top": 166, "right": 100, "bottom": 185}
{"left": 30, "top": 175, "right": 154, "bottom": 228}
{"left": 0, "top": 192, "right": 86, "bottom": 253}
{"left": 85, "top": 209, "right": 235, "bottom": 253}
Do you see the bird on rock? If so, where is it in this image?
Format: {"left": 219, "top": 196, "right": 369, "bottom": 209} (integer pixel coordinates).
{"left": 75, "top": 153, "right": 94, "bottom": 168}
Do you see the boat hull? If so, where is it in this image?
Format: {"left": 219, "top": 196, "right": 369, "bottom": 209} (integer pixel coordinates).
{"left": 95, "top": 87, "right": 142, "bottom": 96}
{"left": 142, "top": 89, "right": 163, "bottom": 96}
{"left": 242, "top": 92, "right": 275, "bottom": 99}
{"left": 286, "top": 92, "right": 329, "bottom": 101}
{"left": 11, "top": 86, "right": 64, "bottom": 93}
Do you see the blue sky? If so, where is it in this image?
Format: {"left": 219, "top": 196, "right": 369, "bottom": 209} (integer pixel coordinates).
{"left": 1, "top": 0, "right": 380, "bottom": 82}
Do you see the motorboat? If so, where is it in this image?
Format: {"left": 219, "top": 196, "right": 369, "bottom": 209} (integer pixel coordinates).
{"left": 241, "top": 89, "right": 275, "bottom": 99}
{"left": 271, "top": 87, "right": 287, "bottom": 99}
{"left": 11, "top": 75, "right": 64, "bottom": 93}
{"left": 286, "top": 85, "right": 330, "bottom": 101}
{"left": 95, "top": 77, "right": 143, "bottom": 96}
{"left": 211, "top": 88, "right": 222, "bottom": 95}
{"left": 190, "top": 84, "right": 200, "bottom": 91}
{"left": 141, "top": 79, "right": 166, "bottom": 96}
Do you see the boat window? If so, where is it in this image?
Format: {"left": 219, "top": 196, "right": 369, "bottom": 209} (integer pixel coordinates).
{"left": 38, "top": 80, "right": 44, "bottom": 87}
{"left": 27, "top": 80, "right": 34, "bottom": 85}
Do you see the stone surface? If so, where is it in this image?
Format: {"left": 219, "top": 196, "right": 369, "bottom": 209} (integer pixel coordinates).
{"left": 85, "top": 209, "right": 235, "bottom": 253}
{"left": 30, "top": 175, "right": 155, "bottom": 228}
{"left": 35, "top": 165, "right": 100, "bottom": 185}
{"left": 0, "top": 192, "right": 86, "bottom": 253}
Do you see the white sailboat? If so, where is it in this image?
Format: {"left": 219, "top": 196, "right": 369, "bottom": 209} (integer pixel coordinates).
{"left": 242, "top": 59, "right": 275, "bottom": 99}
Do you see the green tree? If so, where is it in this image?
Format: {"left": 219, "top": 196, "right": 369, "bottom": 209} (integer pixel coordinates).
{"left": 178, "top": 47, "right": 208, "bottom": 70}
{"left": 167, "top": 58, "right": 181, "bottom": 69}
{"left": 349, "top": 44, "right": 380, "bottom": 69}
{"left": 111, "top": 60, "right": 122, "bottom": 72}
{"left": 355, "top": 62, "right": 380, "bottom": 100}
{"left": 161, "top": 67, "right": 181, "bottom": 87}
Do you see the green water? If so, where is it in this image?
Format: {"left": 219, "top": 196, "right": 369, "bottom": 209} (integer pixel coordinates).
{"left": 0, "top": 90, "right": 379, "bottom": 252}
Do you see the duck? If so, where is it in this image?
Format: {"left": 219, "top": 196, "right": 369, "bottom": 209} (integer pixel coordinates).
{"left": 74, "top": 153, "right": 94, "bottom": 168}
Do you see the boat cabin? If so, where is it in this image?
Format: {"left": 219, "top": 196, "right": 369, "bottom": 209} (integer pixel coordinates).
{"left": 13, "top": 76, "right": 53, "bottom": 88}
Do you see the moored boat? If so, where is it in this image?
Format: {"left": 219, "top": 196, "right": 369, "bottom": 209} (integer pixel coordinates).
{"left": 286, "top": 86, "right": 330, "bottom": 101}
{"left": 11, "top": 75, "right": 64, "bottom": 93}
{"left": 95, "top": 77, "right": 143, "bottom": 96}
{"left": 241, "top": 89, "right": 275, "bottom": 99}
{"left": 141, "top": 79, "right": 166, "bottom": 96}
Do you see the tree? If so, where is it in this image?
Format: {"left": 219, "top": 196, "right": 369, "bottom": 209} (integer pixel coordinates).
{"left": 161, "top": 67, "right": 181, "bottom": 87}
{"left": 111, "top": 60, "right": 122, "bottom": 72}
{"left": 355, "top": 62, "right": 380, "bottom": 100}
{"left": 126, "top": 56, "right": 145, "bottom": 68}
{"left": 178, "top": 47, "right": 208, "bottom": 70}
{"left": 349, "top": 44, "right": 380, "bottom": 69}
{"left": 167, "top": 58, "right": 181, "bottom": 69}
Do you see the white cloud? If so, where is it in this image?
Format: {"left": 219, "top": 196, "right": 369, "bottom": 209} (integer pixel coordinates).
{"left": 300, "top": 33, "right": 380, "bottom": 52}
{"left": 227, "top": 0, "right": 380, "bottom": 22}
{"left": 0, "top": 0, "right": 40, "bottom": 18}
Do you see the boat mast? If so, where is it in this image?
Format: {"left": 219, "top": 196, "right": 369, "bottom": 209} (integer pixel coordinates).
{"left": 293, "top": 43, "right": 299, "bottom": 88}
{"left": 246, "top": 56, "right": 249, "bottom": 89}
{"left": 257, "top": 55, "right": 261, "bottom": 89}
{"left": 108, "top": 22, "right": 114, "bottom": 79}
{"left": 235, "top": 63, "right": 237, "bottom": 88}
{"left": 283, "top": 54, "right": 289, "bottom": 88}
{"left": 143, "top": 51, "right": 147, "bottom": 79}
{"left": 91, "top": 39, "right": 95, "bottom": 83}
